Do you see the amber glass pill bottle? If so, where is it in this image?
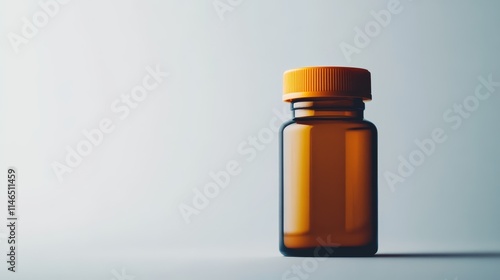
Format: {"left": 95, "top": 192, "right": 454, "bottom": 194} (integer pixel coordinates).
{"left": 279, "top": 66, "right": 377, "bottom": 257}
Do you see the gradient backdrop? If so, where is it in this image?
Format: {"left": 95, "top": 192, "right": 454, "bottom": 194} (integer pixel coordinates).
{"left": 0, "top": 0, "right": 499, "bottom": 279}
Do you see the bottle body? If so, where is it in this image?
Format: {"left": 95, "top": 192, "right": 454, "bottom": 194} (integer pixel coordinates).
{"left": 279, "top": 99, "right": 378, "bottom": 257}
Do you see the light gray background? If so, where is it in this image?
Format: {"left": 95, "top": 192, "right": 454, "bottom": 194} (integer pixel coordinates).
{"left": 0, "top": 0, "right": 499, "bottom": 279}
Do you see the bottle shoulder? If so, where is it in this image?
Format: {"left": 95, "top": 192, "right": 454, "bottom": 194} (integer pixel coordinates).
{"left": 361, "top": 119, "right": 378, "bottom": 131}
{"left": 282, "top": 118, "right": 377, "bottom": 131}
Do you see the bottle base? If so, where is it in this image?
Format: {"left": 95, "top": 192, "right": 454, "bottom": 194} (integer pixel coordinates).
{"left": 280, "top": 243, "right": 377, "bottom": 257}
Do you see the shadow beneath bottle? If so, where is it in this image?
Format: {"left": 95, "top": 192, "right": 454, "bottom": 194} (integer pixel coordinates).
{"left": 376, "top": 252, "right": 500, "bottom": 258}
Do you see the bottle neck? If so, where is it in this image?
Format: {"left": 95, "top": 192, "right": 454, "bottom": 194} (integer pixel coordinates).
{"left": 292, "top": 98, "right": 365, "bottom": 120}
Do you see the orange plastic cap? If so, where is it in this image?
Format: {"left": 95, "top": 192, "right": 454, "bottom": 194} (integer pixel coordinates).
{"left": 283, "top": 66, "right": 372, "bottom": 102}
